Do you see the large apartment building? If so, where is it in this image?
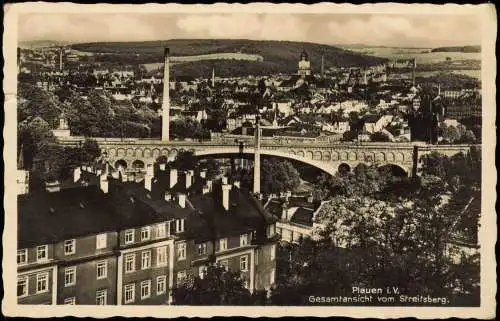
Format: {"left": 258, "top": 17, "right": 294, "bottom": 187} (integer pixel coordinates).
{"left": 17, "top": 163, "right": 279, "bottom": 305}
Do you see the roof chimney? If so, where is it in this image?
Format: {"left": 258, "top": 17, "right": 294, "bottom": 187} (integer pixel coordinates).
{"left": 100, "top": 175, "right": 109, "bottom": 193}
{"left": 178, "top": 193, "right": 186, "bottom": 208}
{"left": 73, "top": 167, "right": 81, "bottom": 182}
{"left": 165, "top": 191, "right": 172, "bottom": 201}
{"left": 281, "top": 202, "right": 288, "bottom": 220}
{"left": 206, "top": 180, "right": 213, "bottom": 192}
{"left": 186, "top": 170, "right": 194, "bottom": 189}
{"left": 144, "top": 175, "right": 153, "bottom": 191}
{"left": 159, "top": 163, "right": 166, "bottom": 171}
{"left": 222, "top": 184, "right": 231, "bottom": 211}
{"left": 222, "top": 176, "right": 228, "bottom": 185}
{"left": 170, "top": 168, "right": 178, "bottom": 188}
{"left": 233, "top": 181, "right": 240, "bottom": 188}
{"left": 200, "top": 169, "right": 207, "bottom": 179}
{"left": 146, "top": 164, "right": 154, "bottom": 176}
{"left": 202, "top": 185, "right": 210, "bottom": 194}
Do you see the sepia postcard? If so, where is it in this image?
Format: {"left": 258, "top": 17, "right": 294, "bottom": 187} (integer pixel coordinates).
{"left": 2, "top": 2, "right": 497, "bottom": 319}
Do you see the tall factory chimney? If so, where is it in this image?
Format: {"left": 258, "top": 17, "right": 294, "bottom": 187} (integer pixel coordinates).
{"left": 211, "top": 67, "right": 215, "bottom": 88}
{"left": 412, "top": 58, "right": 416, "bottom": 87}
{"left": 162, "top": 48, "right": 170, "bottom": 141}
{"left": 321, "top": 55, "right": 325, "bottom": 79}
{"left": 253, "top": 115, "right": 261, "bottom": 194}
{"left": 59, "top": 47, "right": 63, "bottom": 72}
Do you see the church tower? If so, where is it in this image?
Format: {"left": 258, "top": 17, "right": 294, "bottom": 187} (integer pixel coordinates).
{"left": 297, "top": 50, "right": 311, "bottom": 77}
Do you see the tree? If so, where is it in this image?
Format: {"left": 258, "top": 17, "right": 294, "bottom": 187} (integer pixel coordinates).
{"left": 80, "top": 139, "right": 101, "bottom": 163}
{"left": 261, "top": 159, "right": 301, "bottom": 194}
{"left": 370, "top": 131, "right": 391, "bottom": 142}
{"left": 18, "top": 116, "right": 57, "bottom": 169}
{"left": 172, "top": 265, "right": 256, "bottom": 305}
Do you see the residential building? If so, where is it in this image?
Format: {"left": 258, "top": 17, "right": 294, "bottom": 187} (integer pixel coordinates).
{"left": 17, "top": 163, "right": 279, "bottom": 305}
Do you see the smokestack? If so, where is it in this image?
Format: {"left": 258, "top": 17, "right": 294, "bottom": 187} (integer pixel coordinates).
{"left": 178, "top": 193, "right": 186, "bottom": 208}
{"left": 253, "top": 116, "right": 261, "bottom": 194}
{"left": 212, "top": 68, "right": 215, "bottom": 88}
{"left": 59, "top": 48, "right": 63, "bottom": 72}
{"left": 321, "top": 55, "right": 324, "bottom": 79}
{"left": 169, "top": 168, "right": 178, "bottom": 188}
{"left": 222, "top": 184, "right": 231, "bottom": 211}
{"left": 162, "top": 48, "right": 170, "bottom": 141}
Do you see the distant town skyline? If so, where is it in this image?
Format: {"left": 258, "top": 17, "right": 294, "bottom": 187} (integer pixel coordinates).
{"left": 18, "top": 13, "right": 481, "bottom": 48}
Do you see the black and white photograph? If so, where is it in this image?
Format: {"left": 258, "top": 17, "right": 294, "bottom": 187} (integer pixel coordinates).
{"left": 2, "top": 2, "right": 496, "bottom": 319}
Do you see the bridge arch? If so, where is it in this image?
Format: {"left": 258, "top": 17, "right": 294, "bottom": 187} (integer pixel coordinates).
{"left": 132, "top": 159, "right": 145, "bottom": 169}
{"left": 115, "top": 159, "right": 128, "bottom": 170}
{"left": 194, "top": 148, "right": 339, "bottom": 176}
{"left": 338, "top": 163, "right": 351, "bottom": 175}
{"left": 378, "top": 163, "right": 409, "bottom": 177}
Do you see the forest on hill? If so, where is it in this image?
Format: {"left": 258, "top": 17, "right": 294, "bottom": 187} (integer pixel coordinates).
{"left": 71, "top": 39, "right": 387, "bottom": 77}
{"left": 431, "top": 46, "right": 480, "bottom": 53}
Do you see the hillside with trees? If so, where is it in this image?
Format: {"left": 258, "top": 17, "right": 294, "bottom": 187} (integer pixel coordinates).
{"left": 71, "top": 39, "right": 387, "bottom": 77}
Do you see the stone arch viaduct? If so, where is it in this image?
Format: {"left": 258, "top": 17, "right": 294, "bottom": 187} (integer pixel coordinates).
{"left": 58, "top": 136, "right": 477, "bottom": 177}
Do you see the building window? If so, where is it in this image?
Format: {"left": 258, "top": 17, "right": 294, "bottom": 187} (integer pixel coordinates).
{"left": 125, "top": 229, "right": 135, "bottom": 244}
{"left": 96, "top": 234, "right": 107, "bottom": 250}
{"left": 240, "top": 234, "right": 248, "bottom": 246}
{"left": 156, "top": 223, "right": 167, "bottom": 238}
{"left": 141, "top": 226, "right": 151, "bottom": 241}
{"left": 124, "top": 283, "right": 135, "bottom": 304}
{"left": 96, "top": 261, "right": 108, "bottom": 280}
{"left": 141, "top": 251, "right": 151, "bottom": 269}
{"left": 270, "top": 244, "right": 276, "bottom": 261}
{"left": 36, "top": 245, "right": 48, "bottom": 262}
{"left": 177, "top": 242, "right": 186, "bottom": 261}
{"left": 140, "top": 280, "right": 151, "bottom": 299}
{"left": 96, "top": 289, "right": 107, "bottom": 305}
{"left": 64, "top": 267, "right": 76, "bottom": 287}
{"left": 64, "top": 297, "right": 76, "bottom": 305}
{"left": 176, "top": 271, "right": 187, "bottom": 285}
{"left": 157, "top": 276, "right": 166, "bottom": 295}
{"left": 219, "top": 238, "right": 228, "bottom": 252}
{"left": 17, "top": 276, "right": 28, "bottom": 297}
{"left": 64, "top": 239, "right": 76, "bottom": 255}
{"left": 156, "top": 246, "right": 167, "bottom": 267}
{"left": 270, "top": 268, "right": 276, "bottom": 285}
{"left": 240, "top": 256, "right": 248, "bottom": 272}
{"left": 17, "top": 249, "right": 27, "bottom": 265}
{"left": 36, "top": 272, "right": 49, "bottom": 293}
{"left": 197, "top": 243, "right": 207, "bottom": 256}
{"left": 199, "top": 265, "right": 207, "bottom": 279}
{"left": 125, "top": 254, "right": 135, "bottom": 273}
{"left": 175, "top": 219, "right": 184, "bottom": 233}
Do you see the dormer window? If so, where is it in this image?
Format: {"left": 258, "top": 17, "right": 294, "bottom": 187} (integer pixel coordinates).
{"left": 175, "top": 219, "right": 185, "bottom": 233}
{"left": 36, "top": 245, "right": 48, "bottom": 262}
{"left": 141, "top": 226, "right": 151, "bottom": 241}
{"left": 240, "top": 234, "right": 248, "bottom": 247}
{"left": 64, "top": 239, "right": 76, "bottom": 255}
{"left": 17, "top": 249, "right": 27, "bottom": 265}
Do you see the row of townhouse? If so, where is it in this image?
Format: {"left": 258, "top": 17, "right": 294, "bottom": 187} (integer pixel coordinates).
{"left": 17, "top": 163, "right": 279, "bottom": 305}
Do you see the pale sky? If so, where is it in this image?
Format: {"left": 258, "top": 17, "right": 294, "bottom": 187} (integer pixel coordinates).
{"left": 18, "top": 13, "right": 481, "bottom": 47}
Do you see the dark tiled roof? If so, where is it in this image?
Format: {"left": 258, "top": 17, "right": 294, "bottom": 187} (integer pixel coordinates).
{"left": 18, "top": 187, "right": 118, "bottom": 248}
{"left": 290, "top": 207, "right": 315, "bottom": 227}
